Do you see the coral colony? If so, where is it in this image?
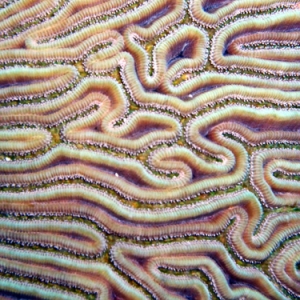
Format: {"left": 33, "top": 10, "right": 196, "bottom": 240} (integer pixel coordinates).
{"left": 0, "top": 0, "right": 300, "bottom": 299}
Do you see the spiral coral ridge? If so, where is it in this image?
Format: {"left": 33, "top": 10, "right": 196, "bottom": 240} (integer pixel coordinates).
{"left": 0, "top": 0, "right": 299, "bottom": 298}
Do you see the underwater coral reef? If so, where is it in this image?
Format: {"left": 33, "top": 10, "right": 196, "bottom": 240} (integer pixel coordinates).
{"left": 0, "top": 0, "right": 300, "bottom": 299}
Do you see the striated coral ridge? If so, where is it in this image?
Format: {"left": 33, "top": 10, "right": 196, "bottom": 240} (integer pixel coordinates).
{"left": 0, "top": 0, "right": 299, "bottom": 299}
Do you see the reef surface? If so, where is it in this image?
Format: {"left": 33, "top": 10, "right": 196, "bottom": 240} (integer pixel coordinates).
{"left": 0, "top": 0, "right": 300, "bottom": 299}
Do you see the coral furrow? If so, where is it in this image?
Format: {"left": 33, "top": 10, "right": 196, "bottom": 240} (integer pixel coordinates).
{"left": 0, "top": 65, "right": 78, "bottom": 101}
{"left": 0, "top": 218, "right": 107, "bottom": 256}
{"left": 0, "top": 79, "right": 182, "bottom": 153}
{"left": 211, "top": 11, "right": 300, "bottom": 74}
{"left": 89, "top": 51, "right": 300, "bottom": 114}
{"left": 189, "top": 0, "right": 297, "bottom": 27}
{"left": 2, "top": 105, "right": 300, "bottom": 202}
{"left": 111, "top": 241, "right": 286, "bottom": 299}
{"left": 0, "top": 0, "right": 299, "bottom": 298}
{"left": 0, "top": 0, "right": 58, "bottom": 35}
{"left": 0, "top": 0, "right": 184, "bottom": 61}
{"left": 0, "top": 276, "right": 83, "bottom": 300}
{"left": 0, "top": 128, "right": 51, "bottom": 154}
{"left": 0, "top": 186, "right": 299, "bottom": 262}
{"left": 270, "top": 241, "right": 300, "bottom": 297}
{"left": 251, "top": 149, "right": 300, "bottom": 207}
{"left": 0, "top": 245, "right": 147, "bottom": 299}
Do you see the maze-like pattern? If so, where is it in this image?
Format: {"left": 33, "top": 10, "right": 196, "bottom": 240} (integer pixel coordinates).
{"left": 0, "top": 0, "right": 300, "bottom": 299}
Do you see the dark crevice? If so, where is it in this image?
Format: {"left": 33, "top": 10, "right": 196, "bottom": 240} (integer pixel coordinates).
{"left": 203, "top": 0, "right": 234, "bottom": 13}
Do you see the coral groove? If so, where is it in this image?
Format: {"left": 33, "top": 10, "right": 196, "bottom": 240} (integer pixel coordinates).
{"left": 0, "top": 0, "right": 299, "bottom": 298}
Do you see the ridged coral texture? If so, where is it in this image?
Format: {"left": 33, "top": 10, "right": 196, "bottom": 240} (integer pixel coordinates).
{"left": 0, "top": 0, "right": 299, "bottom": 299}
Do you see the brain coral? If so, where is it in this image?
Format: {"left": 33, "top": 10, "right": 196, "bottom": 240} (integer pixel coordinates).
{"left": 0, "top": 0, "right": 300, "bottom": 299}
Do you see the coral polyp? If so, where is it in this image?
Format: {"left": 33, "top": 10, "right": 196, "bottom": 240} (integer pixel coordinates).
{"left": 0, "top": 0, "right": 299, "bottom": 299}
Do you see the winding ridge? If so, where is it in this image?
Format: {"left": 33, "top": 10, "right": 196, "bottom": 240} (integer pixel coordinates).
{"left": 189, "top": 0, "right": 297, "bottom": 27}
{"left": 111, "top": 241, "right": 285, "bottom": 300}
{"left": 0, "top": 128, "right": 51, "bottom": 154}
{"left": 211, "top": 10, "right": 300, "bottom": 74}
{"left": 0, "top": 65, "right": 78, "bottom": 101}
{"left": 0, "top": 218, "right": 107, "bottom": 256}
{"left": 270, "top": 241, "right": 300, "bottom": 297}
{"left": 0, "top": 245, "right": 146, "bottom": 299}
{"left": 0, "top": 0, "right": 299, "bottom": 298}
{"left": 0, "top": 186, "right": 299, "bottom": 262}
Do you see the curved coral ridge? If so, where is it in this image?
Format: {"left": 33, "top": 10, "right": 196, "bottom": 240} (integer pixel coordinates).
{"left": 0, "top": 245, "right": 146, "bottom": 299}
{"left": 111, "top": 241, "right": 286, "bottom": 299}
{"left": 211, "top": 10, "right": 300, "bottom": 74}
{"left": 0, "top": 218, "right": 107, "bottom": 256}
{"left": 0, "top": 0, "right": 299, "bottom": 298}
{"left": 270, "top": 241, "right": 300, "bottom": 297}
{"left": 0, "top": 65, "right": 78, "bottom": 101}
{"left": 0, "top": 128, "right": 51, "bottom": 154}
{"left": 0, "top": 186, "right": 299, "bottom": 262}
